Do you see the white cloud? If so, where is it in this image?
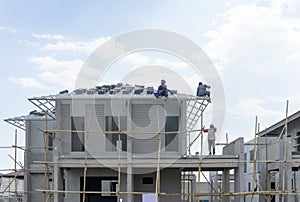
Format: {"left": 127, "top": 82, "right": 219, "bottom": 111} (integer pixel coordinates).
{"left": 18, "top": 39, "right": 40, "bottom": 47}
{"left": 32, "top": 33, "right": 65, "bottom": 40}
{"left": 29, "top": 56, "right": 82, "bottom": 70}
{"left": 153, "top": 58, "right": 189, "bottom": 70}
{"left": 120, "top": 53, "right": 150, "bottom": 66}
{"left": 43, "top": 37, "right": 110, "bottom": 54}
{"left": 229, "top": 98, "right": 283, "bottom": 119}
{"left": 203, "top": 1, "right": 300, "bottom": 136}
{"left": 0, "top": 26, "right": 16, "bottom": 33}
{"left": 12, "top": 35, "right": 115, "bottom": 91}
{"left": 204, "top": 2, "right": 300, "bottom": 73}
{"left": 10, "top": 56, "right": 84, "bottom": 91}
{"left": 29, "top": 56, "right": 83, "bottom": 90}
{"left": 9, "top": 77, "right": 51, "bottom": 90}
{"left": 272, "top": 0, "right": 296, "bottom": 12}
{"left": 203, "top": 1, "right": 300, "bottom": 104}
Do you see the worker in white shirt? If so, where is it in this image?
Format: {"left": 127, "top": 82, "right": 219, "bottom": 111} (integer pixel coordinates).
{"left": 203, "top": 124, "right": 217, "bottom": 155}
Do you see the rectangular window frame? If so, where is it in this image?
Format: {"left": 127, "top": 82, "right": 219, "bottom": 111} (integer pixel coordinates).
{"left": 142, "top": 177, "right": 154, "bottom": 185}
{"left": 48, "top": 132, "right": 54, "bottom": 151}
{"left": 165, "top": 116, "right": 179, "bottom": 152}
{"left": 105, "top": 116, "right": 127, "bottom": 152}
{"left": 71, "top": 116, "right": 85, "bottom": 152}
{"left": 296, "top": 131, "right": 300, "bottom": 152}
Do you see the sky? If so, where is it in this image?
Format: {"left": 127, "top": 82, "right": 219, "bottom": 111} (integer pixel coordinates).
{"left": 1, "top": 0, "right": 300, "bottom": 170}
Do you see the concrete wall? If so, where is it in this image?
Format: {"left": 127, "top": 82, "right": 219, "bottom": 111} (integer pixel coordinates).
{"left": 26, "top": 119, "right": 55, "bottom": 164}
{"left": 160, "top": 169, "right": 181, "bottom": 202}
{"left": 25, "top": 119, "right": 55, "bottom": 202}
{"left": 25, "top": 173, "right": 44, "bottom": 202}
{"left": 64, "top": 168, "right": 127, "bottom": 202}
{"left": 56, "top": 99, "right": 185, "bottom": 159}
{"left": 133, "top": 169, "right": 181, "bottom": 202}
{"left": 133, "top": 172, "right": 156, "bottom": 202}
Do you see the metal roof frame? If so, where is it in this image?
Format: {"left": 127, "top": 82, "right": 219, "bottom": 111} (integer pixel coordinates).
{"left": 28, "top": 95, "right": 56, "bottom": 119}
{"left": 4, "top": 116, "right": 27, "bottom": 131}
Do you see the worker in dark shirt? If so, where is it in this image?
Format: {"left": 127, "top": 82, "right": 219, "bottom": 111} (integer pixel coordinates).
{"left": 197, "top": 82, "right": 210, "bottom": 97}
{"left": 154, "top": 79, "right": 168, "bottom": 98}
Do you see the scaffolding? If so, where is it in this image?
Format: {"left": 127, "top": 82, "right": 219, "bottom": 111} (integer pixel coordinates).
{"left": 2, "top": 97, "right": 300, "bottom": 202}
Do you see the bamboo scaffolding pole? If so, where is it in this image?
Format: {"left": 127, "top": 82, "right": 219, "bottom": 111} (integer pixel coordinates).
{"left": 251, "top": 118, "right": 259, "bottom": 202}
{"left": 217, "top": 143, "right": 269, "bottom": 146}
{"left": 117, "top": 114, "right": 121, "bottom": 202}
{"left": 182, "top": 171, "right": 185, "bottom": 201}
{"left": 281, "top": 100, "right": 289, "bottom": 202}
{"left": 264, "top": 128, "right": 270, "bottom": 202}
{"left": 251, "top": 117, "right": 258, "bottom": 202}
{"left": 6, "top": 189, "right": 300, "bottom": 197}
{"left": 33, "top": 158, "right": 300, "bottom": 166}
{"left": 51, "top": 122, "right": 55, "bottom": 198}
{"left": 188, "top": 131, "right": 191, "bottom": 156}
{"left": 226, "top": 133, "right": 228, "bottom": 144}
{"left": 0, "top": 145, "right": 25, "bottom": 150}
{"left": 38, "top": 128, "right": 203, "bottom": 135}
{"left": 82, "top": 111, "right": 91, "bottom": 202}
{"left": 197, "top": 113, "right": 204, "bottom": 202}
{"left": 34, "top": 188, "right": 300, "bottom": 196}
{"left": 155, "top": 108, "right": 161, "bottom": 202}
{"left": 43, "top": 111, "right": 49, "bottom": 202}
{"left": 13, "top": 129, "right": 18, "bottom": 199}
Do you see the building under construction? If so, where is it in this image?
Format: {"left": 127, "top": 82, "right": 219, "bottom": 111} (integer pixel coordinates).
{"left": 3, "top": 83, "right": 300, "bottom": 202}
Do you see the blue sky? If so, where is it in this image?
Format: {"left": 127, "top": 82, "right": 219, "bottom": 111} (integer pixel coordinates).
{"left": 1, "top": 0, "right": 300, "bottom": 170}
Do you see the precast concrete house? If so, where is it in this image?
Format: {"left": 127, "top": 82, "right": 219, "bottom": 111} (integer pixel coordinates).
{"left": 6, "top": 83, "right": 247, "bottom": 202}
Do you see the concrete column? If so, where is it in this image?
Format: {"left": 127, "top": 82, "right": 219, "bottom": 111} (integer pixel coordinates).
{"left": 279, "top": 138, "right": 294, "bottom": 202}
{"left": 295, "top": 170, "right": 300, "bottom": 202}
{"left": 223, "top": 137, "right": 245, "bottom": 202}
{"left": 127, "top": 167, "right": 133, "bottom": 202}
{"left": 210, "top": 172, "right": 219, "bottom": 202}
{"left": 126, "top": 128, "right": 133, "bottom": 202}
{"left": 53, "top": 166, "right": 63, "bottom": 202}
{"left": 285, "top": 140, "right": 293, "bottom": 202}
{"left": 63, "top": 168, "right": 69, "bottom": 202}
{"left": 234, "top": 167, "right": 244, "bottom": 202}
{"left": 222, "top": 169, "right": 230, "bottom": 202}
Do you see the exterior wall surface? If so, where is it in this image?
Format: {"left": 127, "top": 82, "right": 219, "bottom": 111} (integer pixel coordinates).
{"left": 25, "top": 119, "right": 55, "bottom": 202}
{"left": 56, "top": 99, "right": 185, "bottom": 160}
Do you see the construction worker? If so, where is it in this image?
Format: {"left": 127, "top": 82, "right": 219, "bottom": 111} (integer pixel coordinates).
{"left": 154, "top": 79, "right": 168, "bottom": 98}
{"left": 203, "top": 124, "right": 217, "bottom": 155}
{"left": 197, "top": 82, "right": 210, "bottom": 97}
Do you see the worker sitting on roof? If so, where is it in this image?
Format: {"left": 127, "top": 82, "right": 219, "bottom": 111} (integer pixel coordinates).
{"left": 154, "top": 79, "right": 168, "bottom": 98}
{"left": 197, "top": 82, "right": 210, "bottom": 97}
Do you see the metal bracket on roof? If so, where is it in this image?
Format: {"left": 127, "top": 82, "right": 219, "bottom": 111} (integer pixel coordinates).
{"left": 186, "top": 97, "right": 210, "bottom": 131}
{"left": 28, "top": 96, "right": 56, "bottom": 119}
{"left": 4, "top": 112, "right": 54, "bottom": 131}
{"left": 4, "top": 117, "right": 26, "bottom": 131}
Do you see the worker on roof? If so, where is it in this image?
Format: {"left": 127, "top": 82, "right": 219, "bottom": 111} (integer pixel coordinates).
{"left": 197, "top": 82, "right": 210, "bottom": 97}
{"left": 154, "top": 79, "right": 168, "bottom": 98}
{"left": 203, "top": 124, "right": 217, "bottom": 155}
